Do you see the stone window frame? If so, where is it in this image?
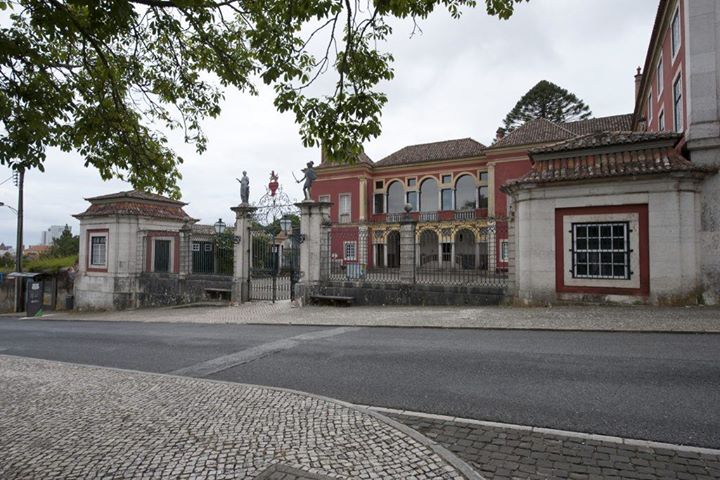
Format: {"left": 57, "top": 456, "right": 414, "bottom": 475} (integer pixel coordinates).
{"left": 343, "top": 241, "right": 357, "bottom": 261}
{"left": 658, "top": 107, "right": 665, "bottom": 131}
{"left": 647, "top": 89, "right": 653, "bottom": 123}
{"left": 386, "top": 179, "right": 406, "bottom": 214}
{"left": 670, "top": 5, "right": 681, "bottom": 62}
{"left": 87, "top": 229, "right": 109, "bottom": 273}
{"left": 555, "top": 205, "right": 649, "bottom": 297}
{"left": 672, "top": 69, "right": 683, "bottom": 133}
{"left": 656, "top": 55, "right": 664, "bottom": 99}
{"left": 500, "top": 239, "right": 509, "bottom": 263}
{"left": 145, "top": 231, "right": 180, "bottom": 274}
{"left": 338, "top": 193, "right": 352, "bottom": 224}
{"left": 477, "top": 169, "right": 490, "bottom": 210}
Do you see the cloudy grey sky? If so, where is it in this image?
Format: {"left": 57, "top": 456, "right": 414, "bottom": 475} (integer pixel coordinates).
{"left": 0, "top": 0, "right": 657, "bottom": 247}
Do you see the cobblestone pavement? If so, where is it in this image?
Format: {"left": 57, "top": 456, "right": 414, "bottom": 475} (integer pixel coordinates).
{"left": 0, "top": 355, "right": 473, "bottom": 479}
{"left": 54, "top": 303, "right": 720, "bottom": 332}
{"left": 389, "top": 412, "right": 720, "bottom": 480}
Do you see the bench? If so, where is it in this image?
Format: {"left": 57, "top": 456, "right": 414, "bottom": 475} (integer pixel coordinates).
{"left": 309, "top": 294, "right": 354, "bottom": 306}
{"left": 204, "top": 288, "right": 231, "bottom": 300}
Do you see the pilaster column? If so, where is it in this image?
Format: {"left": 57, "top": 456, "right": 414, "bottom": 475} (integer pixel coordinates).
{"left": 297, "top": 201, "right": 332, "bottom": 289}
{"left": 399, "top": 215, "right": 417, "bottom": 284}
{"left": 230, "top": 204, "right": 257, "bottom": 303}
{"left": 179, "top": 222, "right": 192, "bottom": 276}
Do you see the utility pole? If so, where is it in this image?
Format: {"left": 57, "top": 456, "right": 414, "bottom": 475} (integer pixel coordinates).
{"left": 14, "top": 167, "right": 24, "bottom": 313}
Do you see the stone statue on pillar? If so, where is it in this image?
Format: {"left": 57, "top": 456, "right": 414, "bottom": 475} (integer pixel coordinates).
{"left": 295, "top": 161, "right": 317, "bottom": 200}
{"left": 236, "top": 171, "right": 250, "bottom": 204}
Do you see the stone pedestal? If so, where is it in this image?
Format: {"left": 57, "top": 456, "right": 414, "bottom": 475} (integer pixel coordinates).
{"left": 230, "top": 204, "right": 257, "bottom": 303}
{"left": 399, "top": 217, "right": 417, "bottom": 284}
{"left": 296, "top": 201, "right": 332, "bottom": 295}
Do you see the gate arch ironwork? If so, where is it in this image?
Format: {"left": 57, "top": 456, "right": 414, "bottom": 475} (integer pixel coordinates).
{"left": 247, "top": 172, "right": 303, "bottom": 302}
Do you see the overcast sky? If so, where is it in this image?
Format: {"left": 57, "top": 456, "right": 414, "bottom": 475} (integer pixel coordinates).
{"left": 0, "top": 0, "right": 658, "bottom": 247}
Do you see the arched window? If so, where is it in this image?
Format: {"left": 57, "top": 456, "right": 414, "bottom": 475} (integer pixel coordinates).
{"left": 455, "top": 175, "right": 476, "bottom": 210}
{"left": 387, "top": 181, "right": 405, "bottom": 214}
{"left": 419, "top": 178, "right": 438, "bottom": 212}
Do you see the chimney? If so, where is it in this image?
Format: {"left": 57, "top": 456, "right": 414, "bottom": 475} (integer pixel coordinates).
{"left": 634, "top": 67, "right": 643, "bottom": 102}
{"left": 495, "top": 127, "right": 506, "bottom": 142}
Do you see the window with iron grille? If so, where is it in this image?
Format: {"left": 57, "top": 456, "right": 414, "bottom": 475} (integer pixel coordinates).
{"left": 90, "top": 236, "right": 107, "bottom": 266}
{"left": 571, "top": 222, "right": 631, "bottom": 279}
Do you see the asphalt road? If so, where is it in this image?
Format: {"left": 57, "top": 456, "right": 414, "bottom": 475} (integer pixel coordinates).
{"left": 1, "top": 318, "right": 718, "bottom": 449}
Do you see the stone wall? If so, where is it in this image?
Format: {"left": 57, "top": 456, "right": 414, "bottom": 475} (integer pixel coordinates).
{"left": 514, "top": 175, "right": 704, "bottom": 305}
{"left": 300, "top": 281, "right": 506, "bottom": 306}
{"left": 136, "top": 274, "right": 233, "bottom": 308}
{"left": 685, "top": 0, "right": 720, "bottom": 304}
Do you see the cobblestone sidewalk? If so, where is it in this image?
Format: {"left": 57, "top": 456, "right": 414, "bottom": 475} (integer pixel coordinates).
{"left": 0, "top": 355, "right": 476, "bottom": 479}
{"left": 389, "top": 412, "right": 720, "bottom": 480}
{"left": 54, "top": 303, "right": 720, "bottom": 332}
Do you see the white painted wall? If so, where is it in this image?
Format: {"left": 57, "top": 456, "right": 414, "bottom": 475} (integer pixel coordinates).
{"left": 514, "top": 175, "right": 703, "bottom": 304}
{"left": 75, "top": 214, "right": 186, "bottom": 310}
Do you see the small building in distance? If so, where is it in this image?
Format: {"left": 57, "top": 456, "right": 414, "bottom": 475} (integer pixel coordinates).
{"left": 41, "top": 225, "right": 70, "bottom": 246}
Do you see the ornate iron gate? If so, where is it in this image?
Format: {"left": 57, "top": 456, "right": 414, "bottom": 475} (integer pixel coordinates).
{"left": 248, "top": 227, "right": 302, "bottom": 302}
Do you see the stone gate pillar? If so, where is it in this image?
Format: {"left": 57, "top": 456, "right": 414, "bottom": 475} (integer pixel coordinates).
{"left": 399, "top": 211, "right": 417, "bottom": 284}
{"left": 230, "top": 204, "right": 257, "bottom": 303}
{"left": 296, "top": 200, "right": 332, "bottom": 300}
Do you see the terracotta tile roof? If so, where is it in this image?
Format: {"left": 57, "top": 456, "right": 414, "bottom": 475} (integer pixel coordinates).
{"left": 491, "top": 114, "right": 634, "bottom": 149}
{"left": 561, "top": 114, "right": 634, "bottom": 136}
{"left": 375, "top": 138, "right": 487, "bottom": 167}
{"left": 74, "top": 201, "right": 192, "bottom": 220}
{"left": 24, "top": 245, "right": 50, "bottom": 254}
{"left": 530, "top": 131, "right": 682, "bottom": 155}
{"left": 317, "top": 151, "right": 374, "bottom": 169}
{"left": 491, "top": 119, "right": 575, "bottom": 149}
{"left": 503, "top": 136, "right": 715, "bottom": 191}
{"left": 191, "top": 224, "right": 216, "bottom": 236}
{"left": 85, "top": 190, "right": 186, "bottom": 205}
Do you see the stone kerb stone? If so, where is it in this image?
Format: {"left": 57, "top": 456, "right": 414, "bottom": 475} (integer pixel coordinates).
{"left": 230, "top": 204, "right": 257, "bottom": 303}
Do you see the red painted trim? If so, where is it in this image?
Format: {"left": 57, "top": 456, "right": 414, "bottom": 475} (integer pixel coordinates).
{"left": 86, "top": 228, "right": 109, "bottom": 273}
{"left": 145, "top": 231, "right": 180, "bottom": 274}
{"left": 555, "top": 204, "right": 649, "bottom": 297}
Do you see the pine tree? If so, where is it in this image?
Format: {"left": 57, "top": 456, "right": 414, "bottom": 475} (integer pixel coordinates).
{"left": 502, "top": 80, "right": 592, "bottom": 132}
{"left": 49, "top": 226, "right": 79, "bottom": 258}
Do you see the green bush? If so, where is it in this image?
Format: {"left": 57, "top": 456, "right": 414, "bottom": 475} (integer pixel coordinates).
{"left": 24, "top": 255, "right": 77, "bottom": 273}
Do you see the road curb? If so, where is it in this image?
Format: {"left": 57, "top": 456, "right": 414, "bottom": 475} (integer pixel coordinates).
{"left": 0, "top": 354, "right": 484, "bottom": 480}
{"left": 366, "top": 406, "right": 720, "bottom": 457}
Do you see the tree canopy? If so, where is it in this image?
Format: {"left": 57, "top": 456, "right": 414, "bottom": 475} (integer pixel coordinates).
{"left": 48, "top": 225, "right": 79, "bottom": 257}
{"left": 0, "top": 0, "right": 527, "bottom": 197}
{"left": 501, "top": 80, "right": 591, "bottom": 132}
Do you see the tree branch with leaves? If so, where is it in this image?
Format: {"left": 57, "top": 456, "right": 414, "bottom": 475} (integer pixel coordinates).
{"left": 0, "top": 0, "right": 527, "bottom": 197}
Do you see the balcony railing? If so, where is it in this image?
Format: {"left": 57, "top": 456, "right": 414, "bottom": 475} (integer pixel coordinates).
{"left": 371, "top": 208, "right": 490, "bottom": 224}
{"left": 418, "top": 212, "right": 438, "bottom": 222}
{"left": 454, "top": 210, "right": 477, "bottom": 221}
